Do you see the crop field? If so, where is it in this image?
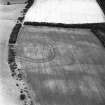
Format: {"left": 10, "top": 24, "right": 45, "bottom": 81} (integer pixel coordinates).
{"left": 15, "top": 25, "right": 105, "bottom": 105}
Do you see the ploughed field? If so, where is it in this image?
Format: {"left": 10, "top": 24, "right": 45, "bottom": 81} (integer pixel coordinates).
{"left": 15, "top": 25, "right": 105, "bottom": 105}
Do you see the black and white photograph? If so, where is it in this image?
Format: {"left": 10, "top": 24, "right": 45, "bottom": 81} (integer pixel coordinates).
{"left": 0, "top": 0, "right": 105, "bottom": 105}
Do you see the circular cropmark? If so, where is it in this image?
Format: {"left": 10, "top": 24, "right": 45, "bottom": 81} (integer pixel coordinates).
{"left": 16, "top": 36, "right": 55, "bottom": 63}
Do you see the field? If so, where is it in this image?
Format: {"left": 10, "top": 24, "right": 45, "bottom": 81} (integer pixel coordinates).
{"left": 17, "top": 25, "right": 105, "bottom": 105}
